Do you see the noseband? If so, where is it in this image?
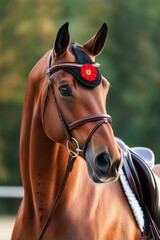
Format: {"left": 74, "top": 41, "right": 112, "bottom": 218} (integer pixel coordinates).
{"left": 38, "top": 50, "right": 112, "bottom": 239}
{"left": 45, "top": 50, "right": 112, "bottom": 158}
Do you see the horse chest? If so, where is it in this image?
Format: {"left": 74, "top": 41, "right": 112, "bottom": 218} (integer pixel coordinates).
{"left": 45, "top": 213, "right": 107, "bottom": 240}
{"left": 44, "top": 186, "right": 139, "bottom": 240}
{"left": 45, "top": 213, "right": 139, "bottom": 240}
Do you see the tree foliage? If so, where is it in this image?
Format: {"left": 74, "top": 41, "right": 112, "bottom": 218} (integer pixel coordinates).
{"left": 0, "top": 0, "right": 160, "bottom": 212}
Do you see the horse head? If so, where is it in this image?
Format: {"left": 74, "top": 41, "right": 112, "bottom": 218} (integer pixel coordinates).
{"left": 43, "top": 22, "right": 122, "bottom": 183}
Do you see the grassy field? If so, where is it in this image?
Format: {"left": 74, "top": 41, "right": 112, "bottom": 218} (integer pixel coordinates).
{"left": 0, "top": 216, "right": 15, "bottom": 240}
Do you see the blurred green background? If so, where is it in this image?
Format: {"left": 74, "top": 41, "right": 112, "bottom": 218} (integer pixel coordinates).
{"left": 1, "top": 0, "right": 160, "bottom": 214}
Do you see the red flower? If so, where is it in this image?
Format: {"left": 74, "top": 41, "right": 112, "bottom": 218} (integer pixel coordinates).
{"left": 80, "top": 63, "right": 98, "bottom": 81}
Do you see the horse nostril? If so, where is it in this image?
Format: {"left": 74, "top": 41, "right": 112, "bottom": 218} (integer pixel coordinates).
{"left": 95, "top": 152, "right": 111, "bottom": 174}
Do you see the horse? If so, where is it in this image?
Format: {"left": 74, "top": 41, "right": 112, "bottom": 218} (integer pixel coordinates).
{"left": 12, "top": 22, "right": 160, "bottom": 240}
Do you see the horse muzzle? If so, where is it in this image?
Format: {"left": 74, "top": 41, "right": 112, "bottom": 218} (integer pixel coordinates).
{"left": 85, "top": 147, "right": 123, "bottom": 183}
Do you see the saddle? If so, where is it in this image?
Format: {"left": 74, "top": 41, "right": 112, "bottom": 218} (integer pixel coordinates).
{"left": 116, "top": 138, "right": 160, "bottom": 239}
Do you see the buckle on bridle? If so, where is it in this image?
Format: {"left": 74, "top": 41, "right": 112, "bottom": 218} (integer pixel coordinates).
{"left": 66, "top": 137, "right": 83, "bottom": 157}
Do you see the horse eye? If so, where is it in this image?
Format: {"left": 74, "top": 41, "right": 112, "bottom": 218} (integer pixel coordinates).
{"left": 58, "top": 84, "right": 72, "bottom": 97}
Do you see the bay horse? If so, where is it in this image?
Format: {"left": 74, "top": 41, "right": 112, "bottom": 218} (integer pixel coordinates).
{"left": 12, "top": 22, "right": 160, "bottom": 240}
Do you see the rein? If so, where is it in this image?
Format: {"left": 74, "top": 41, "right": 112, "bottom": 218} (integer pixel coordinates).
{"left": 37, "top": 51, "right": 112, "bottom": 239}
{"left": 36, "top": 152, "right": 77, "bottom": 240}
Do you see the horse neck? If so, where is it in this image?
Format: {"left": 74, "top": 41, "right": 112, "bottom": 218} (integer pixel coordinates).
{"left": 20, "top": 100, "right": 78, "bottom": 219}
{"left": 21, "top": 110, "right": 78, "bottom": 202}
{"left": 20, "top": 108, "right": 81, "bottom": 221}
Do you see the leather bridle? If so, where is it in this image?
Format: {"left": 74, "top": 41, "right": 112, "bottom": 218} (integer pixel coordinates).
{"left": 45, "top": 51, "right": 112, "bottom": 157}
{"left": 37, "top": 51, "right": 112, "bottom": 239}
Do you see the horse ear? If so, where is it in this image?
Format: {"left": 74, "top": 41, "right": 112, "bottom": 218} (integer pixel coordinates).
{"left": 83, "top": 23, "right": 108, "bottom": 56}
{"left": 54, "top": 22, "right": 70, "bottom": 57}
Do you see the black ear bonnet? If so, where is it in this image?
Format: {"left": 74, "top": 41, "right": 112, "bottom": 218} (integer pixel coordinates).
{"left": 47, "top": 43, "right": 102, "bottom": 88}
